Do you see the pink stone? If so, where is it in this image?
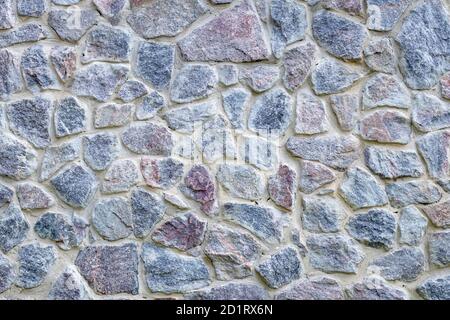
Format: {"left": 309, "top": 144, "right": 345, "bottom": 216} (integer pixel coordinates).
{"left": 441, "top": 72, "right": 450, "bottom": 100}
{"left": 422, "top": 200, "right": 450, "bottom": 228}
{"left": 182, "top": 165, "right": 217, "bottom": 215}
{"left": 359, "top": 110, "right": 411, "bottom": 144}
{"left": 268, "top": 165, "right": 296, "bottom": 210}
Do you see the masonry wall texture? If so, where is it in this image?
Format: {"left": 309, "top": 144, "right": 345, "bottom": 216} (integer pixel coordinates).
{"left": 0, "top": 0, "right": 449, "bottom": 300}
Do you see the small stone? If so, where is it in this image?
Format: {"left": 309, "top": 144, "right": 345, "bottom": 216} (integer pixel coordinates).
{"left": 370, "top": 247, "right": 425, "bottom": 282}
{"left": 385, "top": 181, "right": 442, "bottom": 208}
{"left": 287, "top": 134, "right": 360, "bottom": 171}
{"left": 346, "top": 209, "right": 396, "bottom": 249}
{"left": 135, "top": 41, "right": 175, "bottom": 90}
{"left": 0, "top": 23, "right": 47, "bottom": 48}
{"left": 164, "top": 101, "right": 216, "bottom": 133}
{"left": 93, "top": 0, "right": 125, "bottom": 22}
{"left": 276, "top": 277, "right": 344, "bottom": 300}
{"left": 364, "top": 38, "right": 397, "bottom": 74}
{"left": 295, "top": 93, "right": 329, "bottom": 134}
{"left": 135, "top": 92, "right": 165, "bottom": 120}
{"left": 117, "top": 80, "right": 148, "bottom": 103}
{"left": 16, "top": 243, "right": 56, "bottom": 289}
{"left": 0, "top": 0, "right": 15, "bottom": 30}
{"left": 0, "top": 184, "right": 13, "bottom": 208}
{"left": 322, "top": 0, "right": 364, "bottom": 16}
{"left": 0, "top": 132, "right": 37, "bottom": 180}
{"left": 94, "top": 104, "right": 133, "bottom": 129}
{"left": 17, "top": 0, "right": 46, "bottom": 17}
{"left": 48, "top": 9, "right": 99, "bottom": 42}
{"left": 416, "top": 130, "right": 450, "bottom": 179}
{"left": 72, "top": 63, "right": 128, "bottom": 102}
{"left": 282, "top": 41, "right": 317, "bottom": 91}
{"left": 163, "top": 193, "right": 190, "bottom": 210}
{"left": 141, "top": 157, "right": 183, "bottom": 190}
{"left": 222, "top": 87, "right": 250, "bottom": 129}
{"left": 0, "top": 253, "right": 14, "bottom": 294}
{"left": 339, "top": 167, "right": 388, "bottom": 209}
{"left": 306, "top": 234, "right": 364, "bottom": 273}
{"left": 131, "top": 188, "right": 166, "bottom": 238}
{"left": 346, "top": 276, "right": 408, "bottom": 300}
{"left": 248, "top": 87, "right": 292, "bottom": 137}
{"left": 16, "top": 183, "right": 54, "bottom": 210}
{"left": 412, "top": 93, "right": 450, "bottom": 132}
{"left": 367, "top": 0, "right": 411, "bottom": 31}
{"left": 170, "top": 65, "right": 217, "bottom": 103}
{"left": 313, "top": 10, "right": 367, "bottom": 61}
{"left": 302, "top": 196, "right": 346, "bottom": 233}
{"left": 240, "top": 135, "right": 278, "bottom": 171}
{"left": 34, "top": 212, "right": 88, "bottom": 250}
{"left": 417, "top": 275, "right": 450, "bottom": 300}
{"left": 54, "top": 97, "right": 86, "bottom": 138}
{"left": 178, "top": 0, "right": 269, "bottom": 62}
{"left": 82, "top": 25, "right": 130, "bottom": 63}
{"left": 362, "top": 73, "right": 410, "bottom": 110}
{"left": 298, "top": 160, "right": 336, "bottom": 193}
{"left": 83, "top": 133, "right": 119, "bottom": 171}
{"left": 422, "top": 200, "right": 450, "bottom": 228}
{"left": 311, "top": 58, "right": 363, "bottom": 95}
{"left": 429, "top": 232, "right": 450, "bottom": 267}
{"left": 358, "top": 110, "right": 411, "bottom": 144}
{"left": 141, "top": 243, "right": 210, "bottom": 293}
{"left": 204, "top": 225, "right": 261, "bottom": 280}
{"left": 122, "top": 123, "right": 173, "bottom": 155}
{"left": 218, "top": 64, "right": 238, "bottom": 86}
{"left": 217, "top": 164, "right": 264, "bottom": 200}
{"left": 0, "top": 205, "right": 29, "bottom": 253}
{"left": 92, "top": 197, "right": 132, "bottom": 241}
{"left": 268, "top": 165, "right": 296, "bottom": 210}
{"left": 50, "top": 46, "right": 76, "bottom": 83}
{"left": 50, "top": 164, "right": 97, "bottom": 208}
{"left": 364, "top": 146, "right": 424, "bottom": 179}
{"left": 102, "top": 159, "right": 139, "bottom": 194}
{"left": 223, "top": 203, "right": 286, "bottom": 244}
{"left": 0, "top": 49, "right": 22, "bottom": 101}
{"left": 75, "top": 243, "right": 139, "bottom": 295}
{"left": 48, "top": 266, "right": 92, "bottom": 300}
{"left": 441, "top": 72, "right": 450, "bottom": 100}
{"left": 239, "top": 65, "right": 278, "bottom": 93}
{"left": 399, "top": 206, "right": 427, "bottom": 246}
{"left": 152, "top": 212, "right": 206, "bottom": 251}
{"left": 39, "top": 139, "right": 80, "bottom": 182}
{"left": 329, "top": 94, "right": 358, "bottom": 131}
{"left": 186, "top": 282, "right": 269, "bottom": 300}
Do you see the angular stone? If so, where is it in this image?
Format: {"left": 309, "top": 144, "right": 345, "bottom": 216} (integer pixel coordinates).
{"left": 370, "top": 247, "right": 425, "bottom": 282}
{"left": 204, "top": 225, "right": 261, "bottom": 280}
{"left": 322, "top": 0, "right": 364, "bottom": 16}
{"left": 0, "top": 253, "right": 14, "bottom": 294}
{"left": 239, "top": 65, "right": 278, "bottom": 93}
{"left": 48, "top": 266, "right": 92, "bottom": 300}
{"left": 48, "top": 9, "right": 99, "bottom": 42}
{"left": 16, "top": 243, "right": 56, "bottom": 289}
{"left": 93, "top": 0, "right": 125, "bottom": 22}
{"left": 0, "top": 205, "right": 29, "bottom": 253}
{"left": 200, "top": 115, "right": 237, "bottom": 163}
{"left": 50, "top": 46, "right": 77, "bottom": 83}
{"left": 83, "top": 133, "right": 119, "bottom": 171}
{"left": 268, "top": 165, "right": 296, "bottom": 210}
{"left": 429, "top": 232, "right": 450, "bottom": 267}
{"left": 276, "top": 277, "right": 344, "bottom": 300}
{"left": 18, "top": 0, "right": 46, "bottom": 18}
{"left": 34, "top": 212, "right": 88, "bottom": 250}
{"left": 82, "top": 25, "right": 130, "bottom": 63}
{"left": 399, "top": 206, "right": 427, "bottom": 246}
{"left": 346, "top": 276, "right": 408, "bottom": 300}
{"left": 0, "top": 49, "right": 22, "bottom": 100}
{"left": 94, "top": 103, "right": 133, "bottom": 129}
{"left": 186, "top": 282, "right": 269, "bottom": 300}
{"left": 218, "top": 64, "right": 238, "bottom": 86}
{"left": 102, "top": 159, "right": 139, "bottom": 194}
{"left": 282, "top": 41, "right": 317, "bottom": 91}
{"left": 329, "top": 94, "right": 358, "bottom": 131}
{"left": 0, "top": 0, "right": 15, "bottom": 30}
{"left": 417, "top": 130, "right": 450, "bottom": 180}
{"left": 422, "top": 200, "right": 450, "bottom": 228}
{"left": 131, "top": 188, "right": 166, "bottom": 238}
{"left": 0, "top": 184, "right": 13, "bottom": 208}
{"left": 302, "top": 196, "right": 346, "bottom": 233}
{"left": 386, "top": 181, "right": 442, "bottom": 208}
{"left": 135, "top": 92, "right": 165, "bottom": 121}
{"left": 54, "top": 97, "right": 86, "bottom": 138}
{"left": 152, "top": 212, "right": 206, "bottom": 251}
{"left": 286, "top": 134, "right": 360, "bottom": 171}
{"left": 358, "top": 110, "right": 411, "bottom": 144}
{"left": 178, "top": 0, "right": 269, "bottom": 62}
{"left": 255, "top": 0, "right": 268, "bottom": 21}
{"left": 223, "top": 203, "right": 286, "bottom": 244}
{"left": 39, "top": 139, "right": 80, "bottom": 182}
{"left": 92, "top": 197, "right": 132, "bottom": 241}
{"left": 364, "top": 146, "right": 424, "bottom": 179}
{"left": 135, "top": 41, "right": 175, "bottom": 90}
{"left": 72, "top": 63, "right": 128, "bottom": 102}
{"left": 164, "top": 101, "right": 216, "bottom": 133}
{"left": 367, "top": 0, "right": 411, "bottom": 31}
{"left": 222, "top": 88, "right": 250, "bottom": 129}
{"left": 364, "top": 38, "right": 397, "bottom": 74}
{"left": 141, "top": 157, "right": 183, "bottom": 190}
{"left": 295, "top": 93, "right": 329, "bottom": 134}
{"left": 50, "top": 164, "right": 97, "bottom": 208}
{"left": 16, "top": 183, "right": 54, "bottom": 210}
{"left": 298, "top": 160, "right": 336, "bottom": 193}
{"left": 117, "top": 80, "right": 148, "bottom": 103}
{"left": 0, "top": 23, "right": 47, "bottom": 48}
{"left": 141, "top": 243, "right": 210, "bottom": 293}
{"left": 122, "top": 123, "right": 173, "bottom": 156}
{"left": 0, "top": 132, "right": 37, "bottom": 180}
{"left": 362, "top": 73, "right": 410, "bottom": 110}
{"left": 339, "top": 167, "right": 388, "bottom": 209}
{"left": 417, "top": 275, "right": 450, "bottom": 300}
{"left": 170, "top": 65, "right": 217, "bottom": 104}
{"left": 307, "top": 234, "right": 364, "bottom": 273}
{"left": 7, "top": 97, "right": 52, "bottom": 148}
{"left": 240, "top": 135, "right": 278, "bottom": 171}
{"left": 217, "top": 164, "right": 264, "bottom": 200}
{"left": 442, "top": 72, "right": 450, "bottom": 100}
{"left": 163, "top": 193, "right": 190, "bottom": 210}
{"left": 412, "top": 93, "right": 450, "bottom": 132}
{"left": 75, "top": 243, "right": 139, "bottom": 295}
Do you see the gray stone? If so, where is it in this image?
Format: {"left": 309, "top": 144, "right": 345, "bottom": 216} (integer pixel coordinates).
{"left": 0, "top": 205, "right": 29, "bottom": 253}
{"left": 346, "top": 276, "right": 408, "bottom": 300}
{"left": 339, "top": 167, "right": 388, "bottom": 209}
{"left": 83, "top": 133, "right": 119, "bottom": 171}
{"left": 93, "top": 0, "right": 125, "bottom": 23}
{"left": 178, "top": 0, "right": 269, "bottom": 62}
{"left": 122, "top": 123, "right": 173, "bottom": 155}
{"left": 197, "top": 115, "right": 234, "bottom": 163}
{"left": 268, "top": 165, "right": 296, "bottom": 210}
{"left": 141, "top": 243, "right": 210, "bottom": 293}
{"left": 239, "top": 65, "right": 279, "bottom": 93}
{"left": 307, "top": 234, "right": 364, "bottom": 273}
{"left": 417, "top": 275, "right": 450, "bottom": 300}
{"left": 135, "top": 92, "right": 166, "bottom": 120}
{"left": 217, "top": 164, "right": 264, "bottom": 200}
{"left": 240, "top": 135, "right": 278, "bottom": 171}
{"left": 92, "top": 197, "right": 132, "bottom": 241}
{"left": 329, "top": 94, "right": 358, "bottom": 131}
{"left": 346, "top": 209, "right": 396, "bottom": 250}
{"left": 54, "top": 97, "right": 86, "bottom": 138}
{"left": 39, "top": 139, "right": 80, "bottom": 182}
{"left": 102, "top": 159, "right": 139, "bottom": 194}
{"left": 82, "top": 25, "right": 130, "bottom": 63}
{"left": 422, "top": 200, "right": 450, "bottom": 228}
{"left": 131, "top": 188, "right": 166, "bottom": 238}
{"left": 170, "top": 65, "right": 217, "bottom": 103}
{"left": 399, "top": 206, "right": 427, "bottom": 246}
{"left": 276, "top": 277, "right": 344, "bottom": 300}
{"left": 7, "top": 97, "right": 52, "bottom": 149}
{"left": 135, "top": 41, "right": 175, "bottom": 90}
{"left": 412, "top": 93, "right": 450, "bottom": 132}
{"left": 0, "top": 184, "right": 13, "bottom": 208}
{"left": 386, "top": 181, "right": 442, "bottom": 208}
{"left": 163, "top": 193, "right": 190, "bottom": 210}
{"left": 0, "top": 23, "right": 47, "bottom": 48}
{"left": 50, "top": 46, "right": 77, "bottom": 83}
{"left": 364, "top": 38, "right": 397, "bottom": 74}
{"left": 94, "top": 103, "right": 133, "bottom": 128}
{"left": 50, "top": 164, "right": 97, "bottom": 208}
{"left": 416, "top": 130, "right": 450, "bottom": 179}
{"left": 186, "top": 282, "right": 269, "bottom": 300}
{"left": 0, "top": 253, "right": 14, "bottom": 294}
{"left": 141, "top": 157, "right": 183, "bottom": 190}
{"left": 362, "top": 73, "right": 410, "bottom": 110}
{"left": 367, "top": 0, "right": 411, "bottom": 31}
{"left": 48, "top": 266, "right": 92, "bottom": 300}
{"left": 295, "top": 93, "right": 329, "bottom": 134}
{"left": 218, "top": 64, "right": 238, "bottom": 86}
{"left": 222, "top": 87, "right": 250, "bottom": 129}
{"left": 442, "top": 72, "right": 450, "bottom": 100}
{"left": 298, "top": 160, "right": 336, "bottom": 193}
{"left": 34, "top": 212, "right": 88, "bottom": 250}
{"left": 0, "top": 49, "right": 22, "bottom": 100}
{"left": 429, "top": 232, "right": 450, "bottom": 267}
{"left": 0, "top": 132, "right": 37, "bottom": 180}
{"left": 52, "top": 0, "right": 80, "bottom": 4}
{"left": 0, "top": 0, "right": 15, "bottom": 30}
{"left": 364, "top": 146, "right": 424, "bottom": 179}
{"left": 322, "top": 0, "right": 364, "bottom": 16}
{"left": 358, "top": 110, "right": 411, "bottom": 144}
{"left": 164, "top": 102, "right": 216, "bottom": 133}
{"left": 282, "top": 41, "right": 317, "bottom": 91}
{"left": 16, "top": 183, "right": 54, "bottom": 210}
{"left": 117, "top": 80, "right": 148, "bottom": 103}
{"left": 302, "top": 196, "right": 346, "bottom": 233}
{"left": 210, "top": 0, "right": 233, "bottom": 3}
{"left": 18, "top": 0, "right": 46, "bottom": 17}
{"left": 16, "top": 243, "right": 56, "bottom": 289}
{"left": 48, "top": 9, "right": 99, "bottom": 42}
{"left": 75, "top": 243, "right": 139, "bottom": 295}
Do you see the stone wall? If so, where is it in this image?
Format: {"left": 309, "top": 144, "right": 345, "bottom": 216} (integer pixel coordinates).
{"left": 0, "top": 0, "right": 449, "bottom": 300}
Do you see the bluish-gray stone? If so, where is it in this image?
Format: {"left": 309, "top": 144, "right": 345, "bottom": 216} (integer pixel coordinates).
{"left": 0, "top": 184, "right": 13, "bottom": 208}
{"left": 0, "top": 253, "right": 14, "bottom": 294}
{"left": 18, "top": 0, "right": 46, "bottom": 18}
{"left": 117, "top": 80, "right": 148, "bottom": 103}
{"left": 399, "top": 206, "right": 427, "bottom": 246}
{"left": 386, "top": 181, "right": 442, "bottom": 208}
{"left": 39, "top": 139, "right": 80, "bottom": 182}
{"left": 122, "top": 122, "right": 173, "bottom": 155}
{"left": 186, "top": 282, "right": 269, "bottom": 300}
{"left": 417, "top": 275, "right": 450, "bottom": 300}
{"left": 367, "top": 0, "right": 411, "bottom": 31}
{"left": 0, "top": 205, "right": 29, "bottom": 253}
{"left": 428, "top": 232, "right": 450, "bottom": 267}
{"left": 412, "top": 93, "right": 450, "bottom": 132}
{"left": 302, "top": 196, "right": 346, "bottom": 233}
{"left": 135, "top": 92, "right": 166, "bottom": 120}
{"left": 222, "top": 87, "right": 250, "bottom": 129}
{"left": 16, "top": 243, "right": 56, "bottom": 289}
{"left": 0, "top": 49, "right": 22, "bottom": 100}
{"left": 48, "top": 9, "right": 99, "bottom": 42}
{"left": 54, "top": 97, "right": 86, "bottom": 138}
{"left": 48, "top": 266, "right": 92, "bottom": 300}
{"left": 0, "top": 132, "right": 37, "bottom": 180}
{"left": 131, "top": 188, "right": 166, "bottom": 238}
{"left": 83, "top": 133, "right": 119, "bottom": 171}
{"left": 92, "top": 197, "right": 132, "bottom": 241}
{"left": 170, "top": 65, "right": 217, "bottom": 103}
{"left": 0, "top": 23, "right": 47, "bottom": 48}
{"left": 346, "top": 276, "right": 408, "bottom": 300}
{"left": 82, "top": 25, "right": 130, "bottom": 63}
{"left": 217, "top": 164, "right": 264, "bottom": 201}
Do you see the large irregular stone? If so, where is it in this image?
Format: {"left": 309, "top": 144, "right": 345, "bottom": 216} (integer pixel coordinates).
{"left": 268, "top": 165, "right": 296, "bottom": 210}
{"left": 282, "top": 41, "right": 317, "bottom": 91}
{"left": 302, "top": 196, "right": 346, "bottom": 233}
{"left": 370, "top": 247, "right": 425, "bottom": 282}
{"left": 0, "top": 132, "right": 37, "bottom": 180}
{"left": 141, "top": 157, "right": 183, "bottom": 190}
{"left": 358, "top": 110, "right": 411, "bottom": 144}
{"left": 17, "top": 0, "right": 45, "bottom": 16}
{"left": 102, "top": 159, "right": 139, "bottom": 194}
{"left": 117, "top": 80, "right": 148, "bottom": 103}
{"left": 362, "top": 73, "right": 410, "bottom": 110}
{"left": 54, "top": 97, "right": 86, "bottom": 138}
{"left": 39, "top": 139, "right": 80, "bottom": 182}
{"left": 75, "top": 243, "right": 139, "bottom": 295}
{"left": 16, "top": 183, "right": 54, "bottom": 210}
{"left": 94, "top": 103, "right": 133, "bottom": 129}
{"left": 276, "top": 277, "right": 344, "bottom": 300}
{"left": 412, "top": 93, "right": 450, "bottom": 132}
{"left": 239, "top": 65, "right": 279, "bottom": 93}
{"left": 0, "top": 253, "right": 14, "bottom": 294}
{"left": 141, "top": 243, "right": 210, "bottom": 293}
{"left": 48, "top": 9, "right": 99, "bottom": 42}
{"left": 428, "top": 232, "right": 450, "bottom": 267}
{"left": 186, "top": 282, "right": 269, "bottom": 300}
{"left": 295, "top": 93, "right": 329, "bottom": 134}
{"left": 131, "top": 188, "right": 166, "bottom": 238}
{"left": 0, "top": 205, "right": 29, "bottom": 253}
{"left": 135, "top": 92, "right": 166, "bottom": 120}
{"left": 329, "top": 94, "right": 359, "bottom": 131}
{"left": 422, "top": 200, "right": 450, "bottom": 228}
{"left": 7, "top": 97, "right": 52, "bottom": 149}
{"left": 417, "top": 275, "right": 450, "bottom": 300}
{"left": 0, "top": 0, "right": 16, "bottom": 30}
{"left": 240, "top": 135, "right": 278, "bottom": 171}
{"left": 339, "top": 167, "right": 388, "bottom": 209}
{"left": 93, "top": 0, "right": 125, "bottom": 23}
{"left": 0, "top": 184, "right": 13, "bottom": 208}
{"left": 204, "top": 225, "right": 261, "bottom": 280}
{"left": 367, "top": 0, "right": 411, "bottom": 31}
{"left": 83, "top": 133, "right": 119, "bottom": 171}
{"left": 122, "top": 123, "right": 173, "bottom": 155}
{"left": 298, "top": 160, "right": 336, "bottom": 193}
{"left": 217, "top": 164, "right": 264, "bottom": 200}
{"left": 82, "top": 25, "right": 130, "bottom": 63}
{"left": 164, "top": 101, "right": 217, "bottom": 133}
{"left": 50, "top": 46, "right": 77, "bottom": 83}
{"left": 50, "top": 164, "right": 97, "bottom": 208}
{"left": 48, "top": 266, "right": 92, "bottom": 300}
{"left": 92, "top": 197, "right": 132, "bottom": 241}
{"left": 21, "top": 45, "right": 58, "bottom": 93}
{"left": 178, "top": 0, "right": 269, "bottom": 62}
{"left": 416, "top": 130, "right": 450, "bottom": 179}
{"left": 0, "top": 49, "right": 22, "bottom": 101}
{"left": 322, "top": 0, "right": 364, "bottom": 16}
{"left": 222, "top": 87, "right": 250, "bottom": 129}
{"left": 306, "top": 234, "right": 364, "bottom": 273}
{"left": 170, "top": 65, "right": 217, "bottom": 103}
{"left": 364, "top": 38, "right": 397, "bottom": 74}
{"left": 346, "top": 276, "right": 408, "bottom": 300}
{"left": 0, "top": 23, "right": 47, "bottom": 48}
{"left": 399, "top": 206, "right": 428, "bottom": 246}
{"left": 34, "top": 212, "right": 88, "bottom": 250}
{"left": 385, "top": 181, "right": 442, "bottom": 208}
{"left": 396, "top": 0, "right": 450, "bottom": 89}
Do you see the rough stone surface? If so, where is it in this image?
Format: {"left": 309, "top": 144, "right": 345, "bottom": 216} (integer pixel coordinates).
{"left": 329, "top": 94, "right": 358, "bottom": 131}
{"left": 0, "top": 205, "right": 30, "bottom": 253}
{"left": 240, "top": 135, "right": 278, "bottom": 171}
{"left": 417, "top": 275, "right": 450, "bottom": 300}
{"left": 0, "top": 49, "right": 22, "bottom": 101}
{"left": 442, "top": 72, "right": 450, "bottom": 100}
{"left": 164, "top": 101, "right": 217, "bottom": 133}
{"left": 48, "top": 266, "right": 92, "bottom": 300}
{"left": 239, "top": 65, "right": 279, "bottom": 93}
{"left": 302, "top": 195, "right": 346, "bottom": 233}
{"left": 367, "top": 0, "right": 411, "bottom": 31}
{"left": 346, "top": 276, "right": 408, "bottom": 300}
{"left": 295, "top": 93, "right": 329, "bottom": 134}
{"left": 94, "top": 103, "right": 133, "bottom": 128}
{"left": 217, "top": 164, "right": 264, "bottom": 201}
{"left": 298, "top": 160, "right": 336, "bottom": 193}
{"left": 0, "top": 0, "right": 16, "bottom": 30}
{"left": 428, "top": 232, "right": 450, "bottom": 267}
{"left": 16, "top": 243, "right": 56, "bottom": 289}
{"left": 268, "top": 165, "right": 296, "bottom": 210}
{"left": 102, "top": 159, "right": 139, "bottom": 194}
{"left": 0, "top": 184, "right": 13, "bottom": 208}
{"left": 82, "top": 25, "right": 130, "bottom": 63}
{"left": 21, "top": 45, "right": 58, "bottom": 93}
{"left": 0, "top": 23, "right": 48, "bottom": 48}
{"left": 93, "top": 0, "right": 125, "bottom": 23}
{"left": 92, "top": 197, "right": 132, "bottom": 241}
{"left": 50, "top": 46, "right": 77, "bottom": 83}
{"left": 385, "top": 181, "right": 442, "bottom": 208}
{"left": 54, "top": 97, "right": 86, "bottom": 138}
{"left": 186, "top": 282, "right": 269, "bottom": 300}
{"left": 362, "top": 73, "right": 410, "bottom": 110}
{"left": 117, "top": 80, "right": 148, "bottom": 103}
{"left": 412, "top": 93, "right": 450, "bottom": 132}
{"left": 222, "top": 88, "right": 250, "bottom": 129}
{"left": 131, "top": 188, "right": 166, "bottom": 238}
{"left": 399, "top": 206, "right": 427, "bottom": 246}
{"left": 276, "top": 277, "right": 344, "bottom": 300}
{"left": 16, "top": 183, "right": 54, "bottom": 210}
{"left": 364, "top": 38, "right": 397, "bottom": 74}
{"left": 282, "top": 41, "right": 317, "bottom": 91}
{"left": 0, "top": 132, "right": 37, "bottom": 180}
{"left": 39, "top": 139, "right": 80, "bottom": 182}
{"left": 0, "top": 253, "right": 14, "bottom": 294}
{"left": 135, "top": 92, "right": 166, "bottom": 120}
{"left": 122, "top": 123, "right": 173, "bottom": 155}
{"left": 48, "top": 9, "right": 99, "bottom": 42}
{"left": 358, "top": 110, "right": 411, "bottom": 144}
{"left": 83, "top": 133, "right": 119, "bottom": 171}
{"left": 170, "top": 65, "right": 217, "bottom": 103}
{"left": 422, "top": 200, "right": 450, "bottom": 228}
{"left": 218, "top": 64, "right": 238, "bottom": 86}
{"left": 141, "top": 157, "right": 183, "bottom": 190}
{"left": 322, "top": 0, "right": 364, "bottom": 16}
